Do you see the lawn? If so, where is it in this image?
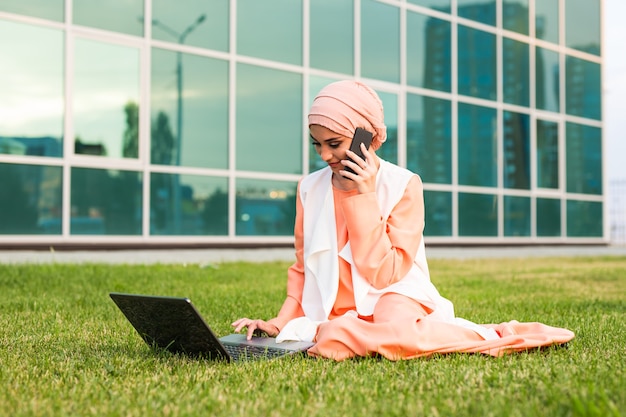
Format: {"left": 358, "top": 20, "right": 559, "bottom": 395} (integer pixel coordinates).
{"left": 1, "top": 256, "right": 624, "bottom": 417}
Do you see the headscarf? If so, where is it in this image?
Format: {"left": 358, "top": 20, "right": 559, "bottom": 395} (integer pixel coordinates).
{"left": 308, "top": 80, "right": 387, "bottom": 150}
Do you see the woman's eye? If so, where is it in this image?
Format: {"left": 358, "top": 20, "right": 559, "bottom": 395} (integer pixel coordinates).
{"left": 312, "top": 142, "right": 321, "bottom": 147}
{"left": 329, "top": 143, "right": 340, "bottom": 149}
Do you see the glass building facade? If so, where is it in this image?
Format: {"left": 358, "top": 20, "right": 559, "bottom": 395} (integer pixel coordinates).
{"left": 0, "top": 0, "right": 605, "bottom": 247}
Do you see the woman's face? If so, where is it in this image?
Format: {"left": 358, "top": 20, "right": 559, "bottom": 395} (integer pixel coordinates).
{"left": 309, "top": 124, "right": 352, "bottom": 174}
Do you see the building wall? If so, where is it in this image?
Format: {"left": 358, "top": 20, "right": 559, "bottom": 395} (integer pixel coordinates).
{"left": 0, "top": 0, "right": 605, "bottom": 247}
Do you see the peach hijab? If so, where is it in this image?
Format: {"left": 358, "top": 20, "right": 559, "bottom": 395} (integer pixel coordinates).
{"left": 308, "top": 80, "right": 387, "bottom": 151}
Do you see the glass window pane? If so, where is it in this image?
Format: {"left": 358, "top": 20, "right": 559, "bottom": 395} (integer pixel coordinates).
{"left": 459, "top": 192, "right": 497, "bottom": 236}
{"left": 407, "top": 11, "right": 451, "bottom": 92}
{"left": 74, "top": 38, "right": 140, "bottom": 159}
{"left": 565, "top": 56, "right": 601, "bottom": 120}
{"left": 535, "top": 0, "right": 559, "bottom": 44}
{"left": 151, "top": 48, "right": 228, "bottom": 168}
{"left": 407, "top": 94, "right": 451, "bottom": 184}
{"left": 503, "top": 111, "right": 530, "bottom": 190}
{"left": 536, "top": 197, "right": 561, "bottom": 237}
{"left": 502, "top": 37, "right": 529, "bottom": 107}
{"left": 457, "top": 0, "right": 496, "bottom": 26}
{"left": 535, "top": 47, "right": 560, "bottom": 112}
{"left": 237, "top": 0, "right": 302, "bottom": 65}
{"left": 0, "top": 1, "right": 63, "bottom": 21}
{"left": 503, "top": 0, "right": 528, "bottom": 35}
{"left": 310, "top": 0, "right": 353, "bottom": 74}
{"left": 565, "top": 0, "right": 600, "bottom": 55}
{"left": 458, "top": 103, "right": 497, "bottom": 187}
{"left": 361, "top": 0, "right": 400, "bottom": 83}
{"left": 0, "top": 163, "right": 62, "bottom": 234}
{"left": 504, "top": 195, "right": 530, "bottom": 236}
{"left": 70, "top": 168, "right": 142, "bottom": 235}
{"left": 236, "top": 179, "right": 296, "bottom": 236}
{"left": 0, "top": 20, "right": 63, "bottom": 157}
{"left": 152, "top": 0, "right": 228, "bottom": 52}
{"left": 236, "top": 64, "right": 302, "bottom": 174}
{"left": 376, "top": 91, "right": 398, "bottom": 165}
{"left": 566, "top": 123, "right": 602, "bottom": 195}
{"left": 407, "top": 0, "right": 450, "bottom": 13}
{"left": 458, "top": 25, "right": 496, "bottom": 100}
{"left": 424, "top": 190, "right": 452, "bottom": 236}
{"left": 567, "top": 200, "right": 602, "bottom": 237}
{"left": 73, "top": 0, "right": 143, "bottom": 36}
{"left": 536, "top": 119, "right": 559, "bottom": 189}
{"left": 150, "top": 173, "right": 228, "bottom": 236}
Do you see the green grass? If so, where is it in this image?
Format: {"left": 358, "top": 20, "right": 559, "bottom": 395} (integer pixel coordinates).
{"left": 1, "top": 256, "right": 624, "bottom": 417}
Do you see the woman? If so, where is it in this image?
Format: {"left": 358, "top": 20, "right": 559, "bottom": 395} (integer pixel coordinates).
{"left": 232, "top": 80, "right": 574, "bottom": 360}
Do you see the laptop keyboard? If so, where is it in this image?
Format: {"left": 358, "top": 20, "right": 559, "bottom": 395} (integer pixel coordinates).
{"left": 223, "top": 343, "right": 288, "bottom": 361}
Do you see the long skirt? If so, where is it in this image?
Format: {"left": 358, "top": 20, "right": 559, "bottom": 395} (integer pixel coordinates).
{"left": 307, "top": 292, "right": 575, "bottom": 361}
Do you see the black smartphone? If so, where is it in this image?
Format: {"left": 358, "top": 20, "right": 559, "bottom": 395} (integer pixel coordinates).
{"left": 344, "top": 127, "right": 373, "bottom": 176}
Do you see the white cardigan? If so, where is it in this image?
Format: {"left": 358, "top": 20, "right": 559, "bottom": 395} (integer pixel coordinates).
{"left": 299, "top": 159, "right": 455, "bottom": 320}
{"left": 277, "top": 160, "right": 498, "bottom": 342}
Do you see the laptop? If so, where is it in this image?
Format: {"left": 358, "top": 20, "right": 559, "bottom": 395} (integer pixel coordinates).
{"left": 109, "top": 292, "right": 314, "bottom": 362}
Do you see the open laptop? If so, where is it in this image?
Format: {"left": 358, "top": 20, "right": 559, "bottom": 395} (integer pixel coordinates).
{"left": 109, "top": 292, "right": 314, "bottom": 362}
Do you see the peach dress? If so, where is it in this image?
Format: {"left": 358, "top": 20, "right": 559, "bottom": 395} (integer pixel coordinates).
{"left": 268, "top": 177, "right": 574, "bottom": 361}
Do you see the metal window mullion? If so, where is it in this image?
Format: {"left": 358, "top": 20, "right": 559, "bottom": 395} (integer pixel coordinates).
{"left": 61, "top": 0, "right": 73, "bottom": 238}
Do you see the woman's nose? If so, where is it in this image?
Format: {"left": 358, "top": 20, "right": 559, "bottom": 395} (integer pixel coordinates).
{"left": 320, "top": 147, "right": 332, "bottom": 161}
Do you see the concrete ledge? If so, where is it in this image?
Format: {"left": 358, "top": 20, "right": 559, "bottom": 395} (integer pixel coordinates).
{"left": 0, "top": 245, "right": 624, "bottom": 265}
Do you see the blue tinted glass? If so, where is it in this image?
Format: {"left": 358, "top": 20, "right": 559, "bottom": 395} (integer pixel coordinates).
{"left": 535, "top": 47, "right": 560, "bottom": 112}
{"left": 536, "top": 197, "right": 561, "bottom": 237}
{"left": 0, "top": 20, "right": 63, "bottom": 157}
{"left": 407, "top": 94, "right": 451, "bottom": 184}
{"left": 458, "top": 103, "right": 497, "bottom": 187}
{"left": 0, "top": 0, "right": 63, "bottom": 21}
{"left": 237, "top": 0, "right": 302, "bottom": 65}
{"left": 565, "top": 56, "right": 601, "bottom": 120}
{"left": 70, "top": 168, "right": 142, "bottom": 235}
{"left": 459, "top": 192, "right": 497, "bottom": 236}
{"left": 361, "top": 0, "right": 400, "bottom": 83}
{"left": 150, "top": 173, "right": 228, "bottom": 236}
{"left": 73, "top": 0, "right": 143, "bottom": 36}
{"left": 503, "top": 111, "right": 530, "bottom": 190}
{"left": 457, "top": 0, "right": 496, "bottom": 26}
{"left": 74, "top": 38, "right": 140, "bottom": 159}
{"left": 376, "top": 91, "right": 398, "bottom": 165}
{"left": 565, "top": 0, "right": 600, "bottom": 55}
{"left": 151, "top": 48, "right": 228, "bottom": 168}
{"left": 236, "top": 179, "right": 297, "bottom": 236}
{"left": 535, "top": 0, "right": 559, "bottom": 44}
{"left": 152, "top": 0, "right": 228, "bottom": 52}
{"left": 458, "top": 26, "right": 496, "bottom": 100}
{"left": 536, "top": 119, "right": 559, "bottom": 189}
{"left": 310, "top": 0, "right": 353, "bottom": 74}
{"left": 407, "top": 11, "right": 451, "bottom": 92}
{"left": 0, "top": 163, "right": 62, "bottom": 234}
{"left": 236, "top": 64, "right": 302, "bottom": 174}
{"left": 503, "top": 0, "right": 528, "bottom": 34}
{"left": 504, "top": 195, "right": 530, "bottom": 236}
{"left": 502, "top": 37, "right": 529, "bottom": 107}
{"left": 567, "top": 200, "right": 602, "bottom": 237}
{"left": 407, "top": 0, "right": 450, "bottom": 13}
{"left": 424, "top": 191, "right": 452, "bottom": 236}
{"left": 566, "top": 123, "right": 602, "bottom": 195}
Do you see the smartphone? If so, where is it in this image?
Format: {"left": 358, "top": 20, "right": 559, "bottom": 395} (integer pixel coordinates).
{"left": 344, "top": 128, "right": 373, "bottom": 176}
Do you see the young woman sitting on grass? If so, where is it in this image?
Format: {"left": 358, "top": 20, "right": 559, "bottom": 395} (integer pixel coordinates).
{"left": 232, "top": 80, "right": 575, "bottom": 361}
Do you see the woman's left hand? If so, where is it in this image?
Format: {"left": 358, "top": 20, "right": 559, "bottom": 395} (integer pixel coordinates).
{"left": 342, "top": 143, "right": 378, "bottom": 194}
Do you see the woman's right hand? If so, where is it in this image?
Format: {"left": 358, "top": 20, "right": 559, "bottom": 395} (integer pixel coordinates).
{"left": 231, "top": 318, "right": 280, "bottom": 340}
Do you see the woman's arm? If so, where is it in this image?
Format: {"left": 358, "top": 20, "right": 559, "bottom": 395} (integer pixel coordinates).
{"left": 342, "top": 175, "right": 424, "bottom": 289}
